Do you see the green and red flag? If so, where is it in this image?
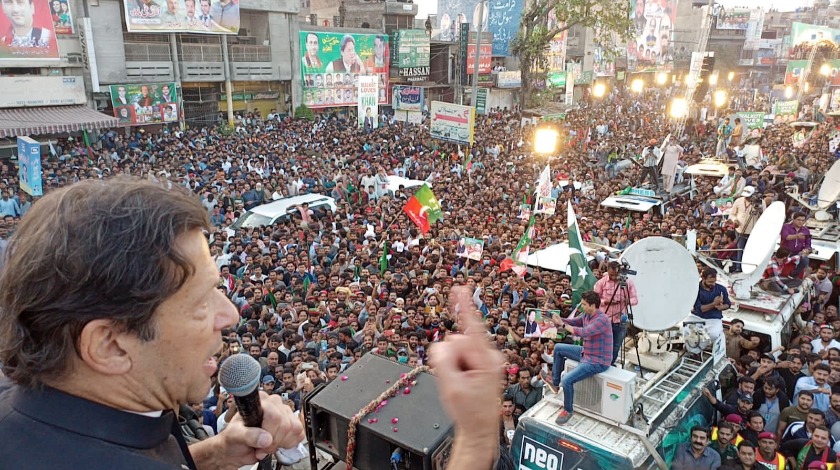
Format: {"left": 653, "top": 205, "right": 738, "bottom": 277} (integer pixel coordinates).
{"left": 403, "top": 184, "right": 442, "bottom": 234}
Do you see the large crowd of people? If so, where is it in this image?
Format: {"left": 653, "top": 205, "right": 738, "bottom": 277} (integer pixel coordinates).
{"left": 0, "top": 85, "right": 839, "bottom": 468}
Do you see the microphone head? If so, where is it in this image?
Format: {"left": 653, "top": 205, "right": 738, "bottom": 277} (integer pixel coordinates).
{"left": 219, "top": 354, "right": 262, "bottom": 397}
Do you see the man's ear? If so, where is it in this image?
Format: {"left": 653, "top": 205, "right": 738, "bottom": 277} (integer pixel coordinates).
{"left": 77, "top": 319, "right": 133, "bottom": 375}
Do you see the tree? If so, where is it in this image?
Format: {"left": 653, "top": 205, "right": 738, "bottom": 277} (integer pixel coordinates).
{"left": 510, "top": 0, "right": 635, "bottom": 108}
{"left": 294, "top": 104, "right": 315, "bottom": 121}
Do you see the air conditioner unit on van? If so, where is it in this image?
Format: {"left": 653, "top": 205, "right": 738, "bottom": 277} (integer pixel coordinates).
{"left": 564, "top": 360, "right": 636, "bottom": 423}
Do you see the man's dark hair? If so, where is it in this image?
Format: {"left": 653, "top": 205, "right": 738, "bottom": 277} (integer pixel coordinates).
{"left": 702, "top": 267, "right": 717, "bottom": 279}
{"left": 730, "top": 318, "right": 744, "bottom": 327}
{"left": 0, "top": 178, "right": 210, "bottom": 388}
{"left": 690, "top": 425, "right": 710, "bottom": 439}
{"left": 737, "top": 440, "right": 755, "bottom": 452}
{"left": 581, "top": 291, "right": 600, "bottom": 308}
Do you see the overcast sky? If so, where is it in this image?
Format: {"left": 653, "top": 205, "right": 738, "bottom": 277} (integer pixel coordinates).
{"left": 415, "top": 0, "right": 811, "bottom": 22}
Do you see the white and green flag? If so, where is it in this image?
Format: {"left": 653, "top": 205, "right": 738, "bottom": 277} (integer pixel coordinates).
{"left": 567, "top": 200, "right": 596, "bottom": 307}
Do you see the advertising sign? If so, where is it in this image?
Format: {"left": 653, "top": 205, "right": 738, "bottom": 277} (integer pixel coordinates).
{"left": 0, "top": 76, "right": 86, "bottom": 108}
{"left": 0, "top": 0, "right": 60, "bottom": 61}
{"left": 791, "top": 22, "right": 840, "bottom": 48}
{"left": 518, "top": 436, "right": 564, "bottom": 470}
{"left": 51, "top": 0, "right": 74, "bottom": 35}
{"left": 109, "top": 82, "right": 179, "bottom": 125}
{"left": 736, "top": 112, "right": 765, "bottom": 130}
{"left": 393, "top": 29, "right": 430, "bottom": 68}
{"left": 430, "top": 101, "right": 475, "bottom": 145}
{"left": 593, "top": 46, "right": 615, "bottom": 77}
{"left": 756, "top": 47, "right": 777, "bottom": 66}
{"left": 464, "top": 31, "right": 493, "bottom": 75}
{"left": 436, "top": 0, "right": 523, "bottom": 55}
{"left": 17, "top": 136, "right": 42, "bottom": 197}
{"left": 628, "top": 0, "right": 677, "bottom": 73}
{"left": 474, "top": 87, "right": 488, "bottom": 115}
{"left": 122, "top": 0, "right": 239, "bottom": 34}
{"left": 744, "top": 9, "right": 764, "bottom": 50}
{"left": 545, "top": 31, "right": 566, "bottom": 73}
{"left": 546, "top": 71, "right": 566, "bottom": 88}
{"left": 393, "top": 85, "right": 424, "bottom": 112}
{"left": 773, "top": 100, "right": 799, "bottom": 123}
{"left": 357, "top": 75, "right": 378, "bottom": 130}
{"left": 300, "top": 31, "right": 390, "bottom": 109}
{"left": 784, "top": 60, "right": 808, "bottom": 86}
{"left": 565, "top": 63, "right": 579, "bottom": 106}
{"left": 496, "top": 71, "right": 521, "bottom": 88}
{"left": 716, "top": 8, "right": 751, "bottom": 30}
{"left": 398, "top": 66, "right": 430, "bottom": 82}
{"left": 394, "top": 110, "right": 423, "bottom": 124}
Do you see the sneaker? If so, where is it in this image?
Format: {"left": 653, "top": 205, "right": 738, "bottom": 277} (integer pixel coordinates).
{"left": 555, "top": 410, "right": 573, "bottom": 425}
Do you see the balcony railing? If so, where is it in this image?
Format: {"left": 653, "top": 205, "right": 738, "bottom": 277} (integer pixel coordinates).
{"left": 230, "top": 44, "right": 271, "bottom": 62}
{"left": 124, "top": 42, "right": 172, "bottom": 61}
{"left": 180, "top": 44, "right": 223, "bottom": 62}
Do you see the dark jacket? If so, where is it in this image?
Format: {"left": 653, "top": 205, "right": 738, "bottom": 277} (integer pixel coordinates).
{"left": 0, "top": 378, "right": 195, "bottom": 469}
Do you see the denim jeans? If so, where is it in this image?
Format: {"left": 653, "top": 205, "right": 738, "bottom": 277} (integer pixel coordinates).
{"left": 611, "top": 321, "right": 627, "bottom": 365}
{"left": 552, "top": 344, "right": 609, "bottom": 413}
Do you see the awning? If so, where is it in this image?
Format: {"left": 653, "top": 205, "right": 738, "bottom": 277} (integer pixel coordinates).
{"left": 0, "top": 105, "right": 121, "bottom": 138}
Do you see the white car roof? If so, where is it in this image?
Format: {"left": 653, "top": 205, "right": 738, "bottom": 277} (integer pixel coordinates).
{"left": 249, "top": 194, "right": 336, "bottom": 218}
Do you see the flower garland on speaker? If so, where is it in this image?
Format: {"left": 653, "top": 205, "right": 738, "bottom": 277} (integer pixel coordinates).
{"left": 345, "top": 365, "right": 431, "bottom": 469}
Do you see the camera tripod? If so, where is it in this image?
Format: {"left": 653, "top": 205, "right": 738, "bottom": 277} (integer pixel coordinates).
{"left": 604, "top": 277, "right": 644, "bottom": 373}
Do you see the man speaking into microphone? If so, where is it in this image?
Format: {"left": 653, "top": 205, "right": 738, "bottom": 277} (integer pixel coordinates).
{"left": 0, "top": 178, "right": 304, "bottom": 469}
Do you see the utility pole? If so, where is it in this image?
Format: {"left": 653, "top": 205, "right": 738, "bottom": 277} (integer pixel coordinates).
{"left": 469, "top": 1, "right": 484, "bottom": 108}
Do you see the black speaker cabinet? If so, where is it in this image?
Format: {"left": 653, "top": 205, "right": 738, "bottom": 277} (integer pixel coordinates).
{"left": 305, "top": 353, "right": 453, "bottom": 470}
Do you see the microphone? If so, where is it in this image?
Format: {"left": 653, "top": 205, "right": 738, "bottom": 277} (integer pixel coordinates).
{"left": 219, "top": 354, "right": 309, "bottom": 466}
{"left": 219, "top": 354, "right": 264, "bottom": 427}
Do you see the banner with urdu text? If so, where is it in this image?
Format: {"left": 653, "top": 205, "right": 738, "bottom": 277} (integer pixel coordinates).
{"left": 122, "top": 0, "right": 239, "bottom": 34}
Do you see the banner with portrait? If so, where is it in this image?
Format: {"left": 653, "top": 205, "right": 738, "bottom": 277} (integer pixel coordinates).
{"left": 791, "top": 22, "right": 840, "bottom": 48}
{"left": 457, "top": 237, "right": 485, "bottom": 260}
{"left": 17, "top": 136, "right": 42, "bottom": 197}
{"left": 0, "top": 0, "right": 60, "bottom": 60}
{"left": 357, "top": 75, "right": 378, "bottom": 130}
{"left": 393, "top": 85, "right": 423, "bottom": 112}
{"left": 772, "top": 100, "right": 799, "bottom": 124}
{"left": 300, "top": 31, "right": 389, "bottom": 109}
{"left": 716, "top": 8, "right": 750, "bottom": 30}
{"left": 123, "top": 0, "right": 240, "bottom": 34}
{"left": 436, "top": 0, "right": 522, "bottom": 56}
{"left": 627, "top": 0, "right": 677, "bottom": 73}
{"left": 49, "top": 0, "right": 74, "bottom": 34}
{"left": 109, "top": 82, "right": 179, "bottom": 125}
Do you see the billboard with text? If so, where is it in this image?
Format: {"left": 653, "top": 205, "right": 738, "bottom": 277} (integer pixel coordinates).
{"left": 716, "top": 8, "right": 750, "bottom": 30}
{"left": 122, "top": 0, "right": 239, "bottom": 34}
{"left": 0, "top": 0, "right": 60, "bottom": 61}
{"left": 436, "top": 0, "right": 522, "bottom": 55}
{"left": 393, "top": 86, "right": 424, "bottom": 112}
{"left": 430, "top": 101, "right": 474, "bottom": 145}
{"left": 300, "top": 31, "right": 389, "bottom": 109}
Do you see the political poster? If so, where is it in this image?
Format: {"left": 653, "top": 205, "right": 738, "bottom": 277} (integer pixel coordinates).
{"left": 457, "top": 237, "right": 485, "bottom": 260}
{"left": 122, "top": 0, "right": 239, "bottom": 34}
{"left": 436, "top": 0, "right": 523, "bottom": 55}
{"left": 17, "top": 136, "right": 42, "bottom": 197}
{"left": 627, "top": 0, "right": 677, "bottom": 73}
{"left": 393, "top": 110, "right": 423, "bottom": 124}
{"left": 736, "top": 112, "right": 765, "bottom": 130}
{"left": 784, "top": 60, "right": 808, "bottom": 86}
{"left": 49, "top": 0, "right": 74, "bottom": 35}
{"left": 357, "top": 75, "right": 378, "bottom": 130}
{"left": 743, "top": 9, "right": 764, "bottom": 50}
{"left": 716, "top": 8, "right": 750, "bottom": 30}
{"left": 0, "top": 0, "right": 61, "bottom": 61}
{"left": 535, "top": 197, "right": 556, "bottom": 215}
{"left": 497, "top": 71, "right": 521, "bottom": 88}
{"left": 773, "top": 100, "right": 799, "bottom": 124}
{"left": 300, "top": 31, "right": 390, "bottom": 109}
{"left": 430, "top": 101, "right": 475, "bottom": 146}
{"left": 393, "top": 85, "right": 424, "bottom": 112}
{"left": 109, "top": 82, "right": 179, "bottom": 125}
{"left": 790, "top": 22, "right": 840, "bottom": 48}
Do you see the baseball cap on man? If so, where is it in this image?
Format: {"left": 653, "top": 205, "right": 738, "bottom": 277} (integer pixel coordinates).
{"left": 741, "top": 186, "right": 755, "bottom": 198}
{"left": 737, "top": 392, "right": 753, "bottom": 403}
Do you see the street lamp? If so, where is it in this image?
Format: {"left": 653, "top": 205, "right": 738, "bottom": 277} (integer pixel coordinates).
{"left": 656, "top": 72, "right": 668, "bottom": 85}
{"left": 804, "top": 82, "right": 811, "bottom": 93}
{"left": 670, "top": 97, "right": 688, "bottom": 119}
{"left": 709, "top": 73, "right": 719, "bottom": 86}
{"left": 784, "top": 86, "right": 794, "bottom": 99}
{"left": 727, "top": 71, "right": 735, "bottom": 82}
{"left": 592, "top": 82, "right": 607, "bottom": 98}
{"left": 821, "top": 63, "right": 832, "bottom": 77}
{"left": 631, "top": 78, "right": 645, "bottom": 94}
{"left": 533, "top": 127, "right": 560, "bottom": 155}
{"left": 713, "top": 89, "right": 727, "bottom": 108}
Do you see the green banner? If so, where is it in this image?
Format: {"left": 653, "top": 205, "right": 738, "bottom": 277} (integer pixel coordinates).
{"left": 393, "top": 30, "right": 430, "bottom": 68}
{"left": 736, "top": 112, "right": 765, "bottom": 130}
{"left": 547, "top": 71, "right": 566, "bottom": 88}
{"left": 109, "top": 82, "right": 178, "bottom": 125}
{"left": 575, "top": 71, "right": 594, "bottom": 85}
{"left": 773, "top": 100, "right": 799, "bottom": 117}
{"left": 475, "top": 88, "right": 489, "bottom": 115}
{"left": 300, "top": 31, "right": 390, "bottom": 109}
{"left": 221, "top": 91, "right": 281, "bottom": 101}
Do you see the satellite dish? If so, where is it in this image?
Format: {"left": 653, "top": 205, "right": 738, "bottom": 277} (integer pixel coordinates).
{"left": 816, "top": 210, "right": 832, "bottom": 222}
{"left": 620, "top": 237, "right": 697, "bottom": 331}
{"left": 816, "top": 160, "right": 840, "bottom": 209}
{"left": 730, "top": 201, "right": 785, "bottom": 299}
